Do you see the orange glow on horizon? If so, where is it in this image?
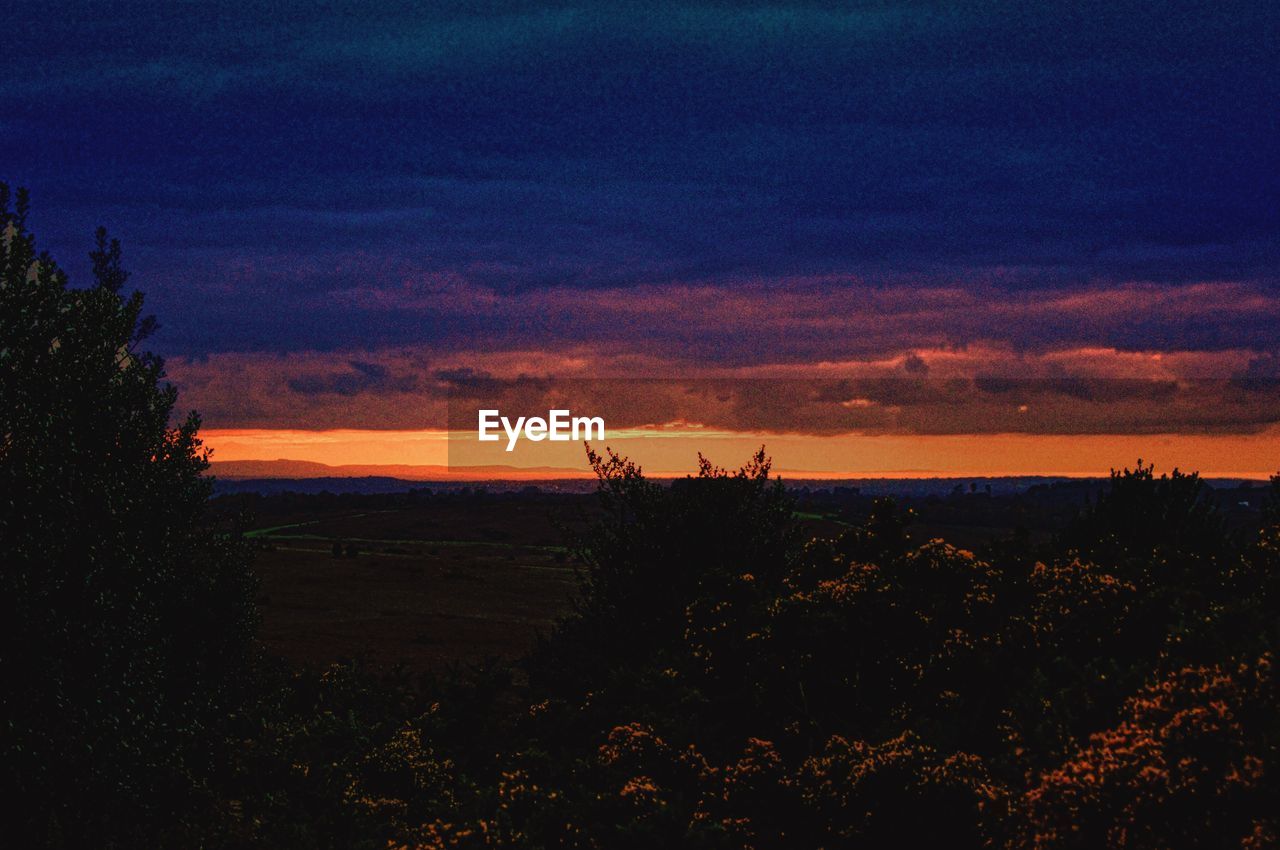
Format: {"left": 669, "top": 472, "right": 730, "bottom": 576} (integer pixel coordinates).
{"left": 202, "top": 425, "right": 1280, "bottom": 480}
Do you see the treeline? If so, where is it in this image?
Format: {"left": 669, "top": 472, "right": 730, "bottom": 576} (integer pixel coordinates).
{"left": 4, "top": 186, "right": 1278, "bottom": 848}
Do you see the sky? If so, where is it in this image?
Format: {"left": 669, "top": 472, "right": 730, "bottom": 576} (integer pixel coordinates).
{"left": 3, "top": 2, "right": 1278, "bottom": 475}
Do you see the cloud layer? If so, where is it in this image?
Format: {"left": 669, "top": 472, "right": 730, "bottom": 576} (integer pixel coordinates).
{"left": 4, "top": 2, "right": 1277, "bottom": 440}
{"left": 165, "top": 278, "right": 1280, "bottom": 434}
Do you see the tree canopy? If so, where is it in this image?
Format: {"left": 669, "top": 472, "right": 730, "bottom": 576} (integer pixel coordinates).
{"left": 1, "top": 185, "right": 257, "bottom": 845}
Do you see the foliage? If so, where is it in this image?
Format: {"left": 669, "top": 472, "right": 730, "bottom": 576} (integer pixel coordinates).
{"left": 1, "top": 185, "right": 258, "bottom": 846}
{"left": 415, "top": 451, "right": 1273, "bottom": 849}
{"left": 1019, "top": 657, "right": 1277, "bottom": 849}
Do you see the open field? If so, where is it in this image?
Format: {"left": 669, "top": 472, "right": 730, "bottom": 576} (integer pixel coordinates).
{"left": 246, "top": 498, "right": 591, "bottom": 673}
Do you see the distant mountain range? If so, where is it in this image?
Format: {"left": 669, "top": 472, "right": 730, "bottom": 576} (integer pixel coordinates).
{"left": 210, "top": 458, "right": 592, "bottom": 481}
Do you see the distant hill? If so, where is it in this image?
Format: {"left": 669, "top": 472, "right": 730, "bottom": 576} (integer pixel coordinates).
{"left": 211, "top": 476, "right": 435, "bottom": 496}
{"left": 210, "top": 458, "right": 593, "bottom": 481}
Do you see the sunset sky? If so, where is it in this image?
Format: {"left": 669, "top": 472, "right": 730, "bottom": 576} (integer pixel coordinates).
{"left": 4, "top": 2, "right": 1277, "bottom": 476}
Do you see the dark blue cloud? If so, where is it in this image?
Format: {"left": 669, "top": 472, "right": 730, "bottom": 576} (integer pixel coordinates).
{"left": 2, "top": 1, "right": 1276, "bottom": 357}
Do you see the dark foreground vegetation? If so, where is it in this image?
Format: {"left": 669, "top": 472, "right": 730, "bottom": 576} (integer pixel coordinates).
{"left": 4, "top": 187, "right": 1279, "bottom": 848}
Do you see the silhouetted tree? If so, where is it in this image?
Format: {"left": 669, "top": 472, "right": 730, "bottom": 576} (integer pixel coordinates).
{"left": 1062, "top": 460, "right": 1225, "bottom": 565}
{"left": 530, "top": 446, "right": 795, "bottom": 697}
{"left": 0, "top": 185, "right": 257, "bottom": 846}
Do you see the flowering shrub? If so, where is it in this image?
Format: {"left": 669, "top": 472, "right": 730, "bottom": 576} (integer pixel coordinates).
{"left": 1019, "top": 657, "right": 1277, "bottom": 849}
